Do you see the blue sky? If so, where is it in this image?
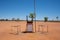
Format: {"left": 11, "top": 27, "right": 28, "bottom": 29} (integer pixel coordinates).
{"left": 0, "top": 0, "right": 60, "bottom": 20}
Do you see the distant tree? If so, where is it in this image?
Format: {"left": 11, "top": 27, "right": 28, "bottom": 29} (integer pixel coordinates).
{"left": 0, "top": 19, "right": 5, "bottom": 21}
{"left": 12, "top": 18, "right": 15, "bottom": 21}
{"left": 16, "top": 18, "right": 20, "bottom": 21}
{"left": 0, "top": 19, "right": 1, "bottom": 21}
{"left": 44, "top": 17, "right": 48, "bottom": 22}
{"left": 56, "top": 16, "right": 59, "bottom": 21}
{"left": 5, "top": 19, "right": 8, "bottom": 21}
{"left": 29, "top": 13, "right": 35, "bottom": 21}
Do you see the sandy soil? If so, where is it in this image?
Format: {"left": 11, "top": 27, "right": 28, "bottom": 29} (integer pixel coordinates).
{"left": 0, "top": 21, "right": 60, "bottom": 40}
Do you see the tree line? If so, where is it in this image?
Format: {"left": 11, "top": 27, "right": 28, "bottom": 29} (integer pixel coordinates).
{"left": 0, "top": 13, "right": 59, "bottom": 22}
{"left": 0, "top": 18, "right": 20, "bottom": 21}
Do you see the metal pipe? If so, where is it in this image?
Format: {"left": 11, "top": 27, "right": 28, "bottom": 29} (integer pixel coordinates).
{"left": 34, "top": 0, "right": 36, "bottom": 32}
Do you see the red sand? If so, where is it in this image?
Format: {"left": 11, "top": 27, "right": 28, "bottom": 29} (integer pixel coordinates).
{"left": 0, "top": 21, "right": 60, "bottom": 40}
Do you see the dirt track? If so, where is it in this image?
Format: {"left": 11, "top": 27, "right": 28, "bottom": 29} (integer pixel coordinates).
{"left": 0, "top": 21, "right": 60, "bottom": 40}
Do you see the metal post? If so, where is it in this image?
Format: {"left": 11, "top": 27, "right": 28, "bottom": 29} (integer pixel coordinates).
{"left": 38, "top": 25, "right": 40, "bottom": 32}
{"left": 26, "top": 16, "right": 28, "bottom": 31}
{"left": 34, "top": 0, "right": 36, "bottom": 32}
{"left": 47, "top": 25, "right": 48, "bottom": 33}
{"left": 17, "top": 26, "right": 18, "bottom": 34}
{"left": 40, "top": 25, "right": 44, "bottom": 33}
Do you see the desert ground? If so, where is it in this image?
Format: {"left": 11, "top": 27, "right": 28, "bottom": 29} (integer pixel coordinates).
{"left": 0, "top": 21, "right": 60, "bottom": 40}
